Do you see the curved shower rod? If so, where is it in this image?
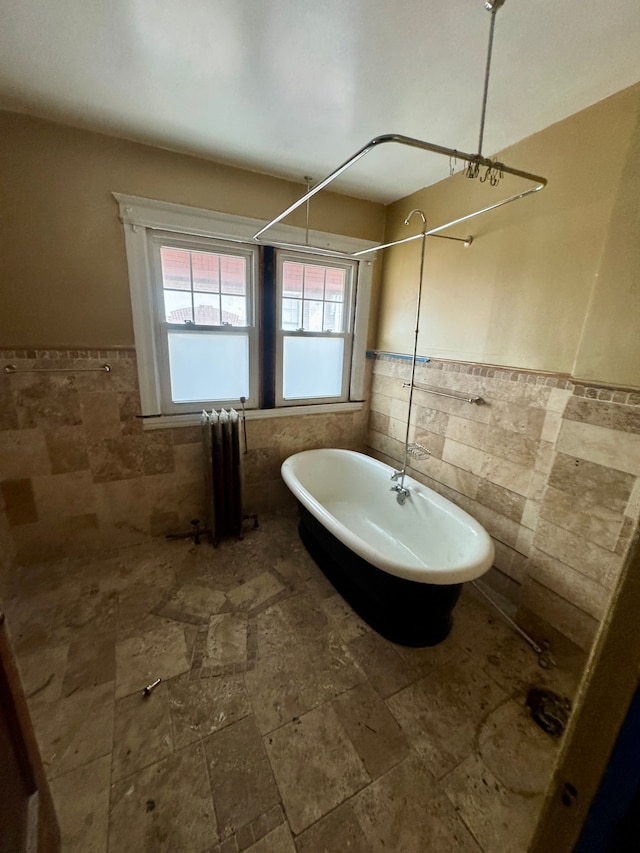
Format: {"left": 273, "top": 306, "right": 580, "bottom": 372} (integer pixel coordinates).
{"left": 252, "top": 132, "right": 547, "bottom": 257}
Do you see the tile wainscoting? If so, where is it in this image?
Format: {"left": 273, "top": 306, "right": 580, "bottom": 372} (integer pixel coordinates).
{"left": 0, "top": 349, "right": 369, "bottom": 569}
{"left": 366, "top": 353, "right": 640, "bottom": 650}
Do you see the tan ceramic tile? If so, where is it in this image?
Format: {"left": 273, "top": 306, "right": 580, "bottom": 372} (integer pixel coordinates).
{"left": 17, "top": 643, "right": 68, "bottom": 710}
{"left": 441, "top": 438, "right": 486, "bottom": 477}
{"left": 173, "top": 442, "right": 205, "bottom": 484}
{"left": 533, "top": 518, "right": 616, "bottom": 583}
{"left": 13, "top": 375, "right": 83, "bottom": 429}
{"left": 297, "top": 631, "right": 365, "bottom": 707}
{"left": 141, "top": 429, "right": 175, "bottom": 475}
{"left": 557, "top": 419, "right": 640, "bottom": 476}
{"left": 435, "top": 652, "right": 509, "bottom": 714}
{"left": 244, "top": 823, "right": 296, "bottom": 853}
{"left": 32, "top": 471, "right": 96, "bottom": 520}
{"left": 265, "top": 703, "right": 369, "bottom": 834}
{"left": 442, "top": 752, "right": 545, "bottom": 853}
{"left": 521, "top": 498, "right": 540, "bottom": 531}
{"left": 112, "top": 680, "right": 173, "bottom": 782}
{"left": 477, "top": 479, "right": 526, "bottom": 523}
{"left": 332, "top": 682, "right": 410, "bottom": 779}
{"left": 79, "top": 390, "right": 122, "bottom": 440}
{"left": 87, "top": 434, "right": 145, "bottom": 483}
{"left": 445, "top": 414, "right": 489, "bottom": 450}
{"left": 169, "top": 671, "right": 251, "bottom": 749}
{"left": 469, "top": 500, "right": 521, "bottom": 549}
{"left": 226, "top": 571, "right": 284, "bottom": 612}
{"left": 62, "top": 632, "right": 115, "bottom": 696}
{"left": 478, "top": 699, "right": 559, "bottom": 794}
{"left": 625, "top": 477, "right": 640, "bottom": 519}
{"left": 347, "top": 630, "right": 418, "bottom": 699}
{"left": 109, "top": 742, "right": 217, "bottom": 852}
{"left": 244, "top": 646, "right": 311, "bottom": 734}
{"left": 0, "top": 428, "right": 52, "bottom": 478}
{"left": 115, "top": 620, "right": 190, "bottom": 698}
{"left": 483, "top": 452, "right": 533, "bottom": 497}
{"left": 165, "top": 583, "right": 228, "bottom": 620}
{"left": 352, "top": 752, "right": 482, "bottom": 853}
{"left": 44, "top": 425, "right": 90, "bottom": 473}
{"left": 205, "top": 715, "right": 280, "bottom": 839}
{"left": 411, "top": 404, "right": 449, "bottom": 436}
{"left": 518, "top": 577, "right": 598, "bottom": 651}
{"left": 541, "top": 409, "right": 563, "bottom": 443}
{"left": 386, "top": 671, "right": 493, "bottom": 780}
{"left": 547, "top": 387, "right": 572, "bottom": 414}
{"left": 204, "top": 613, "right": 247, "bottom": 669}
{"left": 564, "top": 397, "right": 640, "bottom": 434}
{"left": 50, "top": 754, "right": 110, "bottom": 853}
{"left": 527, "top": 549, "right": 611, "bottom": 620}
{"left": 489, "top": 400, "right": 546, "bottom": 438}
{"left": 94, "top": 478, "right": 150, "bottom": 546}
{"left": 436, "top": 458, "right": 481, "bottom": 499}
{"left": 320, "top": 593, "right": 371, "bottom": 643}
{"left": 548, "top": 452, "right": 634, "bottom": 513}
{"left": 32, "top": 680, "right": 114, "bottom": 779}
{"left": 295, "top": 802, "right": 370, "bottom": 853}
{"left": 541, "top": 486, "right": 625, "bottom": 551}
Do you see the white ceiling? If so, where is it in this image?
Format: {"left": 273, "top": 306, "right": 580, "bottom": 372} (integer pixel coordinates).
{"left": 1, "top": 0, "right": 639, "bottom": 204}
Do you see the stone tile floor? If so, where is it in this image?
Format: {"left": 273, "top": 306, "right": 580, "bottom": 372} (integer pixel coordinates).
{"left": 6, "top": 509, "right": 586, "bottom": 853}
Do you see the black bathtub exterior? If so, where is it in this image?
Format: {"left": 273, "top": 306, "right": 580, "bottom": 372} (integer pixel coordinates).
{"left": 297, "top": 503, "right": 462, "bottom": 647}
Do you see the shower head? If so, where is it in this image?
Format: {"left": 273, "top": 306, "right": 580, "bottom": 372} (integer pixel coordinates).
{"left": 484, "top": 0, "right": 506, "bottom": 11}
{"left": 403, "top": 209, "right": 427, "bottom": 227}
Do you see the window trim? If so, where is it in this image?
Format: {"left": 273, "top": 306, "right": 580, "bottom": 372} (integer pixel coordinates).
{"left": 114, "top": 193, "right": 378, "bottom": 423}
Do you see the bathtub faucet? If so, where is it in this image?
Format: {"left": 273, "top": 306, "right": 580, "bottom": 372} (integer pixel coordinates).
{"left": 390, "top": 469, "right": 404, "bottom": 482}
{"left": 391, "top": 483, "right": 410, "bottom": 505}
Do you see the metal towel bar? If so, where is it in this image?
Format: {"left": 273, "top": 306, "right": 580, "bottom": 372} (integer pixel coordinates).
{"left": 4, "top": 364, "right": 111, "bottom": 374}
{"left": 402, "top": 381, "right": 485, "bottom": 405}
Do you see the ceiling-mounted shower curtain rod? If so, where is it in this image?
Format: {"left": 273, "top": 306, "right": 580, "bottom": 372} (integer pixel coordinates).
{"left": 252, "top": 133, "right": 547, "bottom": 257}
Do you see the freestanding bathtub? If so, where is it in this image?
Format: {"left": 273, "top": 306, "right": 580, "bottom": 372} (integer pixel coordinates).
{"left": 281, "top": 449, "right": 495, "bottom": 646}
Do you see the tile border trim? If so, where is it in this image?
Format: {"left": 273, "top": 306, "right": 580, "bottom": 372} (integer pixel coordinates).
{"left": 368, "top": 351, "right": 640, "bottom": 404}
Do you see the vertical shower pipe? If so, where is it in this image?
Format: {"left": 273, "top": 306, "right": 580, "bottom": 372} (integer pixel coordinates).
{"left": 397, "top": 209, "right": 429, "bottom": 491}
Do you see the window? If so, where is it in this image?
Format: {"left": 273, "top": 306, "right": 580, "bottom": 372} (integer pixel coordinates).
{"left": 277, "top": 254, "right": 356, "bottom": 404}
{"left": 149, "top": 233, "right": 259, "bottom": 413}
{"left": 115, "top": 194, "right": 376, "bottom": 425}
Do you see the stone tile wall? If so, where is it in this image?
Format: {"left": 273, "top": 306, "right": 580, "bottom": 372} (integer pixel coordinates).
{"left": 366, "top": 353, "right": 640, "bottom": 650}
{"left": 0, "top": 350, "right": 369, "bottom": 568}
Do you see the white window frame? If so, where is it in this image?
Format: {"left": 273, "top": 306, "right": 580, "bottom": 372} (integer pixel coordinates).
{"left": 148, "top": 231, "right": 259, "bottom": 414}
{"left": 275, "top": 250, "right": 357, "bottom": 406}
{"left": 113, "top": 193, "right": 378, "bottom": 426}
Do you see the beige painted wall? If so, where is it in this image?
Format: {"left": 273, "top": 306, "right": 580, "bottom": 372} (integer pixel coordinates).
{"left": 0, "top": 112, "right": 385, "bottom": 349}
{"left": 376, "top": 84, "right": 640, "bottom": 389}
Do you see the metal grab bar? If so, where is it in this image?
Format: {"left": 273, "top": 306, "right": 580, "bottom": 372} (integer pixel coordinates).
{"left": 402, "top": 381, "right": 485, "bottom": 405}
{"left": 4, "top": 364, "right": 111, "bottom": 374}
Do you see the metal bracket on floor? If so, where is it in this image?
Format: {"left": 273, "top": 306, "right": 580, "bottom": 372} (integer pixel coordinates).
{"left": 471, "top": 581, "right": 556, "bottom": 669}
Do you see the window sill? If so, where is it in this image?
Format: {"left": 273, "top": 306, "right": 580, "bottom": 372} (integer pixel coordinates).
{"left": 141, "top": 400, "right": 364, "bottom": 430}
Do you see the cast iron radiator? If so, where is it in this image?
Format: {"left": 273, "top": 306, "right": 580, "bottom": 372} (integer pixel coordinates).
{"left": 201, "top": 408, "right": 243, "bottom": 545}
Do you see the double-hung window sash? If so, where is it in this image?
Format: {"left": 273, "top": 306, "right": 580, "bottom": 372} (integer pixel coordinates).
{"left": 275, "top": 252, "right": 356, "bottom": 405}
{"left": 149, "top": 232, "right": 259, "bottom": 413}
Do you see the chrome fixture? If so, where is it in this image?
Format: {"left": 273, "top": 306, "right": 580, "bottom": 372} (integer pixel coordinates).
{"left": 472, "top": 581, "right": 556, "bottom": 669}
{"left": 253, "top": 132, "right": 545, "bottom": 256}
{"left": 252, "top": 1, "right": 546, "bottom": 258}
{"left": 4, "top": 363, "right": 111, "bottom": 374}
{"left": 406, "top": 443, "right": 431, "bottom": 459}
{"left": 402, "top": 381, "right": 486, "bottom": 405}
{"left": 391, "top": 483, "right": 410, "bottom": 506}
{"left": 143, "top": 677, "right": 162, "bottom": 697}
